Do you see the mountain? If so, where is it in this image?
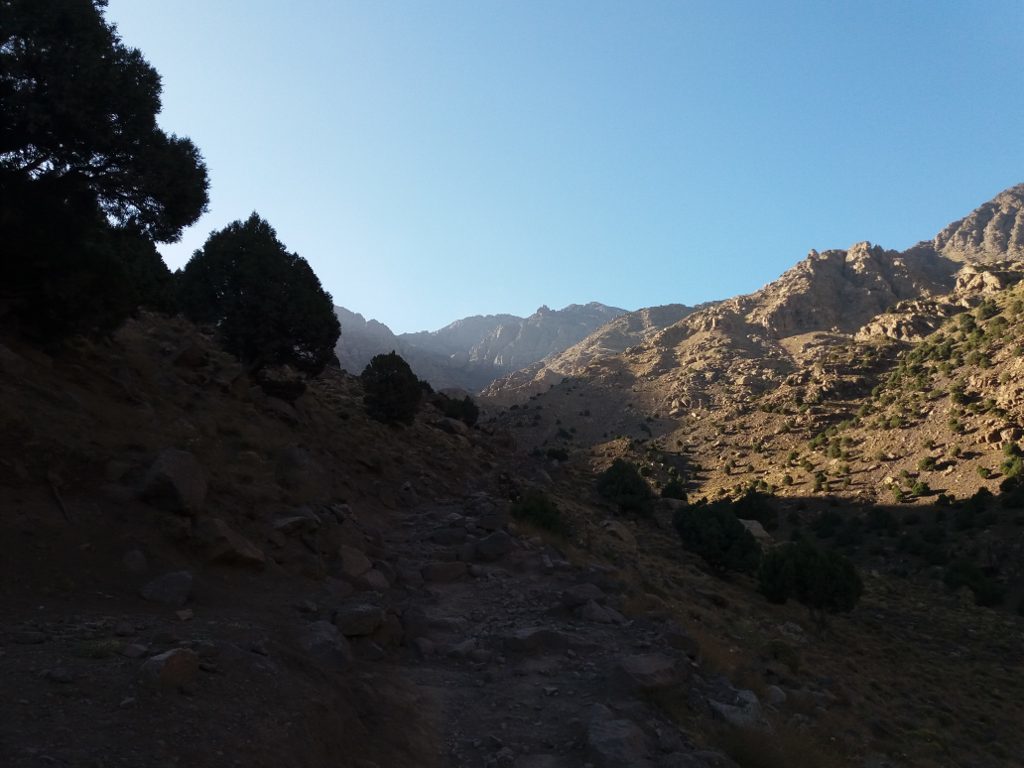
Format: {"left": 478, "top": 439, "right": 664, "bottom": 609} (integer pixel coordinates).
{"left": 334, "top": 301, "right": 627, "bottom": 392}
{"left": 486, "top": 184, "right": 1024, "bottom": 409}
{"left": 481, "top": 303, "right": 708, "bottom": 403}
{"left": 332, "top": 306, "right": 402, "bottom": 374}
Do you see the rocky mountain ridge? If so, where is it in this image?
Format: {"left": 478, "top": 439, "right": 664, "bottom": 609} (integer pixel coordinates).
{"left": 334, "top": 301, "right": 627, "bottom": 392}
{"left": 484, "top": 184, "right": 1024, "bottom": 409}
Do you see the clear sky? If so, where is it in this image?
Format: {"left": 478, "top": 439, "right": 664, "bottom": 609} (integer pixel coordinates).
{"left": 105, "top": 1, "right": 1024, "bottom": 334}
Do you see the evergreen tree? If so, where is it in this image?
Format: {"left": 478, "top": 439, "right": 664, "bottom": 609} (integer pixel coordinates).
{"left": 1, "top": 0, "right": 208, "bottom": 338}
{"left": 177, "top": 214, "right": 340, "bottom": 376}
{"left": 361, "top": 351, "right": 423, "bottom": 425}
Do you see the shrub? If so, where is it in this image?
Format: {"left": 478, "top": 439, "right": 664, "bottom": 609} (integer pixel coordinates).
{"left": 596, "top": 459, "right": 653, "bottom": 516}
{"left": 545, "top": 447, "right": 569, "bottom": 462}
{"left": 511, "top": 490, "right": 568, "bottom": 535}
{"left": 977, "top": 466, "right": 992, "bottom": 480}
{"left": 910, "top": 480, "right": 931, "bottom": 498}
{"left": 438, "top": 394, "right": 479, "bottom": 426}
{"left": 943, "top": 560, "right": 1005, "bottom": 607}
{"left": 361, "top": 351, "right": 423, "bottom": 425}
{"left": 673, "top": 501, "right": 761, "bottom": 574}
{"left": 865, "top": 507, "right": 899, "bottom": 535}
{"left": 661, "top": 478, "right": 687, "bottom": 501}
{"left": 918, "top": 456, "right": 937, "bottom": 472}
{"left": 758, "top": 539, "right": 863, "bottom": 623}
{"left": 732, "top": 490, "right": 779, "bottom": 530}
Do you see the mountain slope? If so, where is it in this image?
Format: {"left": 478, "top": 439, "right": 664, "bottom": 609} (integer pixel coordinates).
{"left": 335, "top": 301, "right": 627, "bottom": 392}
{"left": 486, "top": 185, "right": 1024, "bottom": 410}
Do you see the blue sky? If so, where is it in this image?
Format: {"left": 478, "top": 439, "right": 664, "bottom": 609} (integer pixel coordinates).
{"left": 105, "top": 1, "right": 1024, "bottom": 334}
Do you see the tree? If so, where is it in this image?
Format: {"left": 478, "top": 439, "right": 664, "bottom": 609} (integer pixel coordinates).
{"left": 177, "top": 214, "right": 340, "bottom": 376}
{"left": 673, "top": 500, "right": 761, "bottom": 574}
{"left": 758, "top": 539, "right": 863, "bottom": 626}
{"left": 361, "top": 351, "right": 423, "bottom": 425}
{"left": 596, "top": 458, "right": 653, "bottom": 516}
{"left": 1, "top": 0, "right": 208, "bottom": 338}
{"left": 0, "top": 0, "right": 208, "bottom": 241}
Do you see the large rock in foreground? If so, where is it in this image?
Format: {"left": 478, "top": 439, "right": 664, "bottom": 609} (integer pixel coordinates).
{"left": 141, "top": 449, "right": 207, "bottom": 515}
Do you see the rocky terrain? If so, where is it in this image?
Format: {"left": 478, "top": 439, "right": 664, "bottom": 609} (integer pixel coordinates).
{"left": 4, "top": 185, "right": 1024, "bottom": 768}
{"left": 334, "top": 302, "right": 627, "bottom": 392}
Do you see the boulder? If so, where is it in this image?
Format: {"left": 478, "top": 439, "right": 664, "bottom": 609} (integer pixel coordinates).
{"left": 338, "top": 545, "right": 372, "bottom": 579}
{"left": 475, "top": 530, "right": 514, "bottom": 561}
{"left": 709, "top": 689, "right": 765, "bottom": 730}
{"left": 738, "top": 519, "right": 772, "bottom": 543}
{"left": 586, "top": 704, "right": 652, "bottom": 768}
{"left": 561, "top": 583, "right": 606, "bottom": 608}
{"left": 298, "top": 621, "right": 352, "bottom": 671}
{"left": 613, "top": 654, "right": 679, "bottom": 693}
{"left": 141, "top": 648, "right": 199, "bottom": 690}
{"left": 195, "top": 518, "right": 265, "bottom": 568}
{"left": 141, "top": 449, "right": 207, "bottom": 515}
{"left": 333, "top": 603, "right": 385, "bottom": 637}
{"left": 357, "top": 568, "right": 391, "bottom": 591}
{"left": 600, "top": 520, "right": 637, "bottom": 552}
{"left": 504, "top": 627, "right": 570, "bottom": 654}
{"left": 140, "top": 571, "right": 193, "bottom": 607}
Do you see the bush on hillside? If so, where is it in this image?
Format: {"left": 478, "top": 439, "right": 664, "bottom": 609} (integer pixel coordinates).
{"left": 596, "top": 459, "right": 653, "bottom": 516}
{"left": 660, "top": 478, "right": 687, "bottom": 501}
{"left": 673, "top": 500, "right": 761, "bottom": 574}
{"left": 361, "top": 351, "right": 423, "bottom": 425}
{"left": 943, "top": 559, "right": 1005, "bottom": 607}
{"left": 511, "top": 490, "right": 568, "bottom": 535}
{"left": 759, "top": 539, "right": 863, "bottom": 624}
{"left": 732, "top": 489, "right": 779, "bottom": 530}
{"left": 437, "top": 393, "right": 480, "bottom": 426}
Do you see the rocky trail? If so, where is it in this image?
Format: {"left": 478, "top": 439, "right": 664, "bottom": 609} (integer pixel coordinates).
{"left": 378, "top": 495, "right": 756, "bottom": 768}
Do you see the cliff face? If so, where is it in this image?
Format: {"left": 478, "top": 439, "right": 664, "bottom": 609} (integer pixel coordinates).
{"left": 933, "top": 184, "right": 1024, "bottom": 263}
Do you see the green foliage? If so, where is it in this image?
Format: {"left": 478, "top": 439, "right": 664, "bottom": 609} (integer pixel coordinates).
{"left": 178, "top": 214, "right": 339, "bottom": 375}
{"left": 438, "top": 394, "right": 479, "bottom": 426}
{"left": 660, "top": 478, "right": 687, "bottom": 501}
{"left": 943, "top": 560, "right": 1005, "bottom": 607}
{"left": 360, "top": 351, "right": 423, "bottom": 425}
{"left": 545, "top": 447, "right": 569, "bottom": 462}
{"left": 673, "top": 501, "right": 761, "bottom": 574}
{"left": 0, "top": 0, "right": 209, "bottom": 241}
{"left": 596, "top": 459, "right": 653, "bottom": 516}
{"left": 511, "top": 490, "right": 568, "bottom": 535}
{"left": 732, "top": 490, "right": 779, "bottom": 530}
{"left": 758, "top": 539, "right": 863, "bottom": 620}
{"left": 918, "top": 456, "right": 937, "bottom": 472}
{"left": 1, "top": 0, "right": 208, "bottom": 339}
{"left": 909, "top": 480, "right": 931, "bottom": 498}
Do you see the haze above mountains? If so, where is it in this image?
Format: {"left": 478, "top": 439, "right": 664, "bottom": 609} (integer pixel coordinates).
{"left": 338, "top": 183, "right": 1024, "bottom": 396}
